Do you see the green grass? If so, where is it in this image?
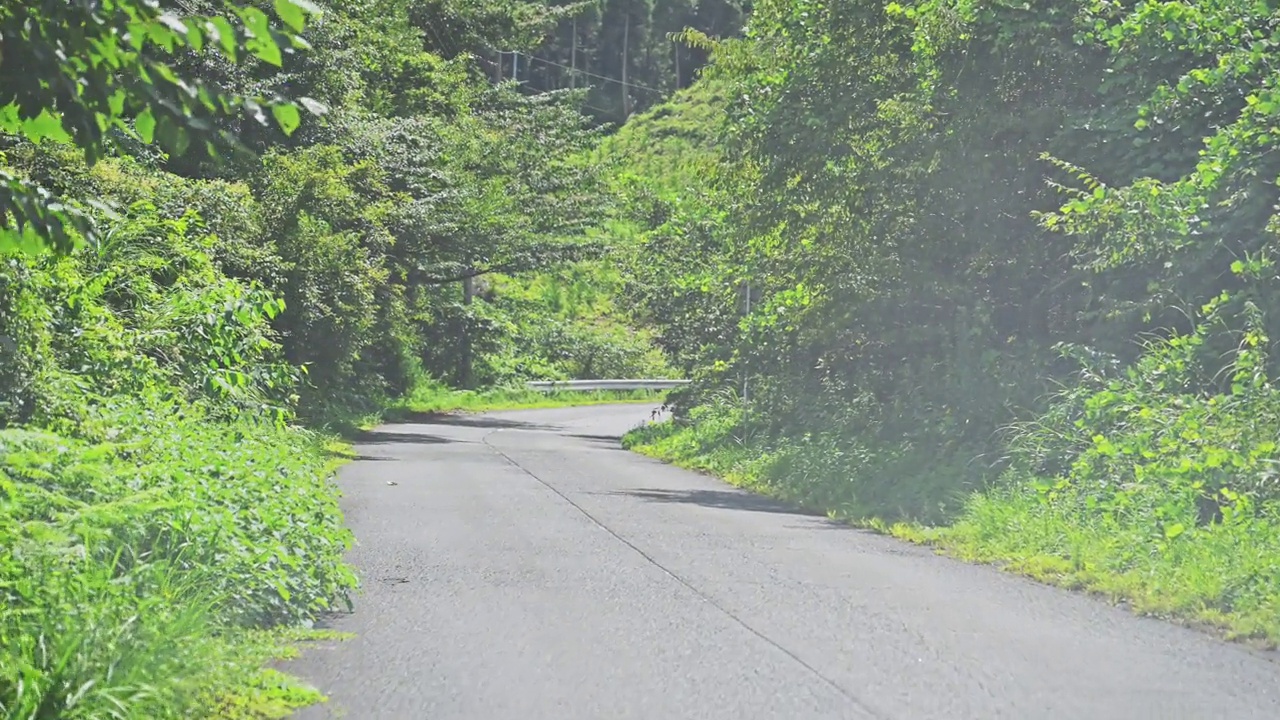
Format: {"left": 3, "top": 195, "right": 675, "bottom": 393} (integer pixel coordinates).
{"left": 201, "top": 628, "right": 354, "bottom": 720}
{"left": 596, "top": 76, "right": 729, "bottom": 200}
{"left": 622, "top": 414, "right": 769, "bottom": 487}
{"left": 3, "top": 375, "right": 646, "bottom": 719}
{"left": 392, "top": 383, "right": 665, "bottom": 414}
{"left": 324, "top": 382, "right": 669, "bottom": 436}
{"left": 931, "top": 488, "right": 1280, "bottom": 646}
{"left": 624, "top": 416, "right": 1280, "bottom": 648}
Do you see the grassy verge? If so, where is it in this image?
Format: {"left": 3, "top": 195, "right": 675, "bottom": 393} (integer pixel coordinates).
{"left": 203, "top": 628, "right": 354, "bottom": 720}
{"left": 933, "top": 489, "right": 1280, "bottom": 645}
{"left": 390, "top": 382, "right": 665, "bottom": 414}
{"left": 0, "top": 393, "right": 358, "bottom": 718}
{"left": 624, "top": 411, "right": 1280, "bottom": 648}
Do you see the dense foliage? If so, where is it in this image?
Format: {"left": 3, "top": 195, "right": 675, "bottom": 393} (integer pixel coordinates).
{"left": 14, "top": 0, "right": 1280, "bottom": 711}
{"left": 0, "top": 0, "right": 322, "bottom": 254}
{"left": 617, "top": 0, "right": 1280, "bottom": 639}
{"left": 0, "top": 179, "right": 357, "bottom": 716}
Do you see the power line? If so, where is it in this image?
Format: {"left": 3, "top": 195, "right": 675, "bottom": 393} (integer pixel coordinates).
{"left": 582, "top": 101, "right": 622, "bottom": 117}
{"left": 512, "top": 51, "right": 667, "bottom": 95}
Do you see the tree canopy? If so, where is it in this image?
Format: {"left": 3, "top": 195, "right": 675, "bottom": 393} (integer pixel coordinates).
{"left": 0, "top": 0, "right": 329, "bottom": 253}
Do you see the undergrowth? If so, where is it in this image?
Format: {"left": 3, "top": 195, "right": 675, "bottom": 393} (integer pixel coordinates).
{"left": 200, "top": 628, "right": 353, "bottom": 720}
{"left": 0, "top": 198, "right": 357, "bottom": 718}
{"left": 938, "top": 295, "right": 1280, "bottom": 644}
{"left": 394, "top": 383, "right": 662, "bottom": 413}
{"left": 0, "top": 393, "right": 357, "bottom": 718}
{"left": 1, "top": 1, "right": 684, "bottom": 716}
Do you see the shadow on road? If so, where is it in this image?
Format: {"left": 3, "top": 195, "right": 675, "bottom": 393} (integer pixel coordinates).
{"left": 569, "top": 433, "right": 625, "bottom": 448}
{"left": 382, "top": 410, "right": 562, "bottom": 432}
{"left": 354, "top": 430, "right": 459, "bottom": 445}
{"left": 608, "top": 488, "right": 824, "bottom": 517}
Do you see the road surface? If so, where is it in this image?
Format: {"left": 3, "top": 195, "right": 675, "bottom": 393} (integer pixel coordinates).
{"left": 288, "top": 404, "right": 1280, "bottom": 719}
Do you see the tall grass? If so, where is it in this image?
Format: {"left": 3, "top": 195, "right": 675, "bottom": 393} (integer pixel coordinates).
{"left": 0, "top": 393, "right": 357, "bottom": 718}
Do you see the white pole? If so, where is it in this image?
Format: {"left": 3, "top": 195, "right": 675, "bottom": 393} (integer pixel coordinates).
{"left": 743, "top": 280, "right": 750, "bottom": 407}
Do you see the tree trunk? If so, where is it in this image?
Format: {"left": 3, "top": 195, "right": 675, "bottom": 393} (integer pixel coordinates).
{"left": 460, "top": 274, "right": 474, "bottom": 388}
{"left": 674, "top": 39, "right": 681, "bottom": 89}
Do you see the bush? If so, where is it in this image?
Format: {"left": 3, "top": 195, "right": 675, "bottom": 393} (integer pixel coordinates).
{"left": 0, "top": 174, "right": 355, "bottom": 717}
{"left": 0, "top": 393, "right": 356, "bottom": 717}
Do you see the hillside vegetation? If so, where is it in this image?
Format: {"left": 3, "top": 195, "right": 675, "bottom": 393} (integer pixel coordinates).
{"left": 617, "top": 0, "right": 1280, "bottom": 644}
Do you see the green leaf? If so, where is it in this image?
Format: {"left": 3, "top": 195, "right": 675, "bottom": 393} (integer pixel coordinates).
{"left": 0, "top": 104, "right": 18, "bottom": 133}
{"left": 135, "top": 108, "right": 157, "bottom": 143}
{"left": 252, "top": 35, "right": 284, "bottom": 67}
{"left": 1164, "top": 523, "right": 1185, "bottom": 540}
{"left": 155, "top": 114, "right": 190, "bottom": 156}
{"left": 22, "top": 110, "right": 71, "bottom": 143}
{"left": 209, "top": 17, "right": 238, "bottom": 60}
{"left": 242, "top": 9, "right": 283, "bottom": 66}
{"left": 187, "top": 23, "right": 205, "bottom": 52}
{"left": 272, "top": 103, "right": 301, "bottom": 136}
{"left": 273, "top": 0, "right": 311, "bottom": 32}
{"left": 274, "top": 0, "right": 305, "bottom": 32}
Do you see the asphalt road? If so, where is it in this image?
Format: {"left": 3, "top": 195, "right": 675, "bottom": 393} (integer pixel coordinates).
{"left": 288, "top": 404, "right": 1280, "bottom": 720}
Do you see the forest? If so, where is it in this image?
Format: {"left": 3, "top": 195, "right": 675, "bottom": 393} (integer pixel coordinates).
{"left": 4, "top": 0, "right": 1280, "bottom": 716}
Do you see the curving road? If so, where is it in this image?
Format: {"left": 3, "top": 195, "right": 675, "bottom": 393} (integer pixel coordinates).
{"left": 288, "top": 404, "right": 1280, "bottom": 719}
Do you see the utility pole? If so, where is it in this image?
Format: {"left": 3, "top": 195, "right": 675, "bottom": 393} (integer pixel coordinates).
{"left": 743, "top": 280, "right": 750, "bottom": 408}
{"left": 621, "top": 15, "right": 631, "bottom": 118}
{"left": 570, "top": 18, "right": 578, "bottom": 89}
{"left": 512, "top": 50, "right": 519, "bottom": 83}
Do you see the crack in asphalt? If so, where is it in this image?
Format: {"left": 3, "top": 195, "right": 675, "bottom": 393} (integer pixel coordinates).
{"left": 480, "top": 427, "right": 888, "bottom": 720}
{"left": 286, "top": 404, "right": 1280, "bottom": 720}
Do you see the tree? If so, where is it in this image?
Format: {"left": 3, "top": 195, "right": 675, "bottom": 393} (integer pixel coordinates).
{"left": 0, "top": 0, "right": 325, "bottom": 253}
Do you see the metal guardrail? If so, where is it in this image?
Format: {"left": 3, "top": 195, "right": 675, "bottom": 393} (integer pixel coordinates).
{"left": 526, "top": 379, "right": 690, "bottom": 392}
